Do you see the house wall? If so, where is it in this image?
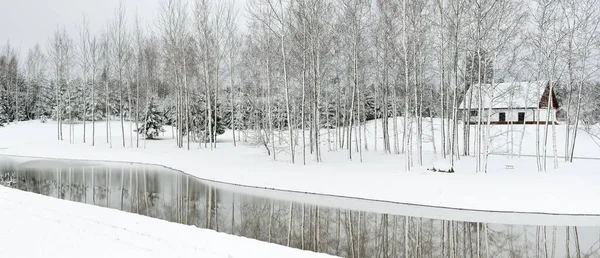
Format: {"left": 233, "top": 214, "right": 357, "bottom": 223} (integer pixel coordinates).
{"left": 461, "top": 108, "right": 556, "bottom": 123}
{"left": 537, "top": 108, "right": 557, "bottom": 122}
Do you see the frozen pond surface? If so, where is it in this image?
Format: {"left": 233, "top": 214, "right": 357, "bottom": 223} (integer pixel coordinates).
{"left": 1, "top": 154, "right": 599, "bottom": 258}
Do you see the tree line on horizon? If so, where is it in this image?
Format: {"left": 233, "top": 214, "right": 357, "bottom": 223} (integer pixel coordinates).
{"left": 1, "top": 0, "right": 600, "bottom": 172}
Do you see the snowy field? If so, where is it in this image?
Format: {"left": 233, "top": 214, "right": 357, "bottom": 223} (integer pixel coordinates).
{"left": 1, "top": 119, "right": 600, "bottom": 217}
{"left": 0, "top": 185, "right": 335, "bottom": 258}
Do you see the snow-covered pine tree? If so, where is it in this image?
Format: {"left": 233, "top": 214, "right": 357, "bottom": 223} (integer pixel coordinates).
{"left": 137, "top": 97, "right": 165, "bottom": 139}
{"left": 186, "top": 96, "right": 226, "bottom": 143}
{"left": 0, "top": 98, "right": 7, "bottom": 126}
{"left": 0, "top": 82, "right": 10, "bottom": 126}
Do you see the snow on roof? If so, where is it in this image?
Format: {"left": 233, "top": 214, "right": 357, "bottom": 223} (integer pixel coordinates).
{"left": 459, "top": 81, "right": 548, "bottom": 110}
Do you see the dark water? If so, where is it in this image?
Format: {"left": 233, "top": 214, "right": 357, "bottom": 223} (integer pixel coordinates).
{"left": 1, "top": 155, "right": 599, "bottom": 258}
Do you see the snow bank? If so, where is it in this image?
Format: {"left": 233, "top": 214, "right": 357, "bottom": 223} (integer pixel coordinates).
{"left": 0, "top": 185, "right": 335, "bottom": 258}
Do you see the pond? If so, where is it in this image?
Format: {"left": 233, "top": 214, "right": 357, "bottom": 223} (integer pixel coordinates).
{"left": 1, "top": 154, "right": 599, "bottom": 258}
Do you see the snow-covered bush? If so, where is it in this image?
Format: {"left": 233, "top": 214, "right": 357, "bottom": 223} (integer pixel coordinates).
{"left": 427, "top": 160, "right": 455, "bottom": 173}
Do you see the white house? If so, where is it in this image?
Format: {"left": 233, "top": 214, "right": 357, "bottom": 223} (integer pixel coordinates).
{"left": 458, "top": 81, "right": 560, "bottom": 124}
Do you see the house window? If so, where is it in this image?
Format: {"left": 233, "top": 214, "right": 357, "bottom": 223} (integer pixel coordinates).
{"left": 499, "top": 112, "right": 506, "bottom": 122}
{"left": 470, "top": 110, "right": 478, "bottom": 117}
{"left": 518, "top": 112, "right": 525, "bottom": 122}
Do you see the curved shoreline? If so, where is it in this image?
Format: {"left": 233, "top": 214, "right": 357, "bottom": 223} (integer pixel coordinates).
{"left": 3, "top": 153, "right": 600, "bottom": 226}
{"left": 0, "top": 185, "right": 336, "bottom": 258}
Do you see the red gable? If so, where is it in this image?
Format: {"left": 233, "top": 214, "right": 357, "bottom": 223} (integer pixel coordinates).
{"left": 538, "top": 82, "right": 560, "bottom": 109}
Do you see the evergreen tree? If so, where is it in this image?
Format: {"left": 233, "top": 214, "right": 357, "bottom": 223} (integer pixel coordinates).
{"left": 0, "top": 99, "right": 7, "bottom": 126}
{"left": 187, "top": 96, "right": 226, "bottom": 143}
{"left": 0, "top": 86, "right": 8, "bottom": 126}
{"left": 136, "top": 97, "right": 165, "bottom": 139}
{"left": 465, "top": 50, "right": 494, "bottom": 87}
{"left": 35, "top": 81, "right": 55, "bottom": 119}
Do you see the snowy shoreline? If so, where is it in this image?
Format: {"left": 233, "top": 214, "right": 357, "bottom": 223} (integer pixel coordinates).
{"left": 2, "top": 152, "right": 600, "bottom": 227}
{"left": 0, "top": 185, "right": 336, "bottom": 258}
{"left": 1, "top": 120, "right": 600, "bottom": 219}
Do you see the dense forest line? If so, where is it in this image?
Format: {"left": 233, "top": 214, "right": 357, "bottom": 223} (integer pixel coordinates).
{"left": 1, "top": 0, "right": 600, "bottom": 171}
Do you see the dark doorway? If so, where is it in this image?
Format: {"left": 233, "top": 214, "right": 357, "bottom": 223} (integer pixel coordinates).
{"left": 518, "top": 112, "right": 525, "bottom": 122}
{"left": 499, "top": 112, "right": 506, "bottom": 122}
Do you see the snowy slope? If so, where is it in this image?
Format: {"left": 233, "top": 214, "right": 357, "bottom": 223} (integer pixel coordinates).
{"left": 0, "top": 185, "right": 335, "bottom": 258}
{"left": 1, "top": 120, "right": 599, "bottom": 217}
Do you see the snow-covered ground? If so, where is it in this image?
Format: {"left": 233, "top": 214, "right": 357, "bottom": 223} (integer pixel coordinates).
{"left": 1, "top": 119, "right": 600, "bottom": 218}
{"left": 0, "top": 185, "right": 335, "bottom": 258}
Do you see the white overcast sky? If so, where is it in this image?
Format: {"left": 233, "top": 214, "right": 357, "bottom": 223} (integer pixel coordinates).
{"left": 0, "top": 0, "right": 248, "bottom": 58}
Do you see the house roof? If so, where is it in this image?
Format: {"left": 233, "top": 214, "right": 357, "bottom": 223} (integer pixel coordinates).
{"left": 459, "top": 81, "right": 559, "bottom": 110}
